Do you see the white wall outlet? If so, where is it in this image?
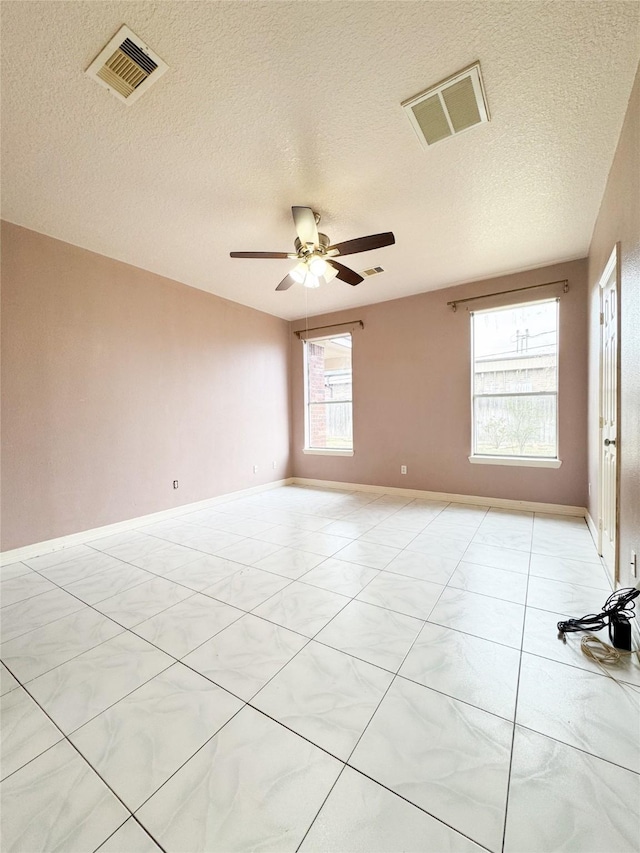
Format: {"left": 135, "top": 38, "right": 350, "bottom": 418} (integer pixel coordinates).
{"left": 172, "top": 480, "right": 178, "bottom": 489}
{"left": 272, "top": 461, "right": 277, "bottom": 469}
{"left": 631, "top": 550, "right": 637, "bottom": 578}
{"left": 400, "top": 465, "right": 407, "bottom": 475}
{"left": 253, "top": 465, "right": 258, "bottom": 474}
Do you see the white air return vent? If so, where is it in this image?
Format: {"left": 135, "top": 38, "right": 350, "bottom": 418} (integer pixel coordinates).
{"left": 402, "top": 62, "right": 489, "bottom": 148}
{"left": 361, "top": 266, "right": 385, "bottom": 277}
{"left": 86, "top": 25, "right": 168, "bottom": 105}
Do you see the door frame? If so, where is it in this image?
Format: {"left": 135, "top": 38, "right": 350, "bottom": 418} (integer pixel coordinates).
{"left": 597, "top": 243, "right": 621, "bottom": 583}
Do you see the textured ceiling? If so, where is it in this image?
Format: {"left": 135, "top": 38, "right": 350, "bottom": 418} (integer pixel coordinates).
{"left": 1, "top": 1, "right": 639, "bottom": 321}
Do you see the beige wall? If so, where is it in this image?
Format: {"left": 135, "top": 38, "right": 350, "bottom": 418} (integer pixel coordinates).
{"left": 291, "top": 259, "right": 589, "bottom": 508}
{"left": 1, "top": 223, "right": 291, "bottom": 551}
{"left": 588, "top": 64, "right": 640, "bottom": 588}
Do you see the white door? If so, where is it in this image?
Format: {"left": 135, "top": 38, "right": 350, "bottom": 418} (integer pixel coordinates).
{"left": 599, "top": 246, "right": 619, "bottom": 582}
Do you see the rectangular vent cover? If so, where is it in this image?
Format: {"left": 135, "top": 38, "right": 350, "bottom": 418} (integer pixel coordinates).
{"left": 402, "top": 62, "right": 489, "bottom": 148}
{"left": 361, "top": 266, "right": 385, "bottom": 277}
{"left": 86, "top": 26, "right": 168, "bottom": 105}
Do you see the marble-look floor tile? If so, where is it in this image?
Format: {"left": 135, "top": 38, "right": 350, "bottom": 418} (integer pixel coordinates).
{"left": 316, "top": 599, "right": 423, "bottom": 672}
{"left": 526, "top": 575, "right": 609, "bottom": 615}
{"left": 70, "top": 663, "right": 242, "bottom": 810}
{"left": 405, "top": 532, "right": 468, "bottom": 561}
{"left": 1, "top": 588, "right": 86, "bottom": 643}
{"left": 461, "top": 542, "right": 529, "bottom": 574}
{"left": 163, "top": 553, "right": 240, "bottom": 591}
{"left": 302, "top": 558, "right": 379, "bottom": 597}
{"left": 531, "top": 531, "right": 599, "bottom": 562}
{"left": 358, "top": 525, "right": 419, "bottom": 549}
{"left": 350, "top": 677, "right": 512, "bottom": 852}
{"left": 133, "top": 593, "right": 243, "bottom": 658}
{"left": 528, "top": 552, "right": 610, "bottom": 590}
{"left": 0, "top": 562, "right": 33, "bottom": 581}
{"left": 399, "top": 622, "right": 520, "bottom": 719}
{"left": 448, "top": 561, "right": 528, "bottom": 604}
{"left": 0, "top": 607, "right": 124, "bottom": 683}
{"left": 517, "top": 653, "right": 640, "bottom": 772}
{"left": 64, "top": 562, "right": 153, "bottom": 605}
{"left": 1, "top": 572, "right": 57, "bottom": 608}
{"left": 23, "top": 544, "right": 98, "bottom": 571}
{"left": 252, "top": 642, "right": 393, "bottom": 760}
{"left": 300, "top": 766, "right": 483, "bottom": 852}
{"left": 293, "top": 531, "right": 354, "bottom": 557}
{"left": 250, "top": 524, "right": 306, "bottom": 547}
{"left": 333, "top": 540, "right": 401, "bottom": 570}
{"left": 38, "top": 551, "right": 126, "bottom": 587}
{"left": 136, "top": 706, "right": 341, "bottom": 852}
{"left": 253, "top": 581, "right": 349, "bottom": 637}
{"left": 522, "top": 606, "right": 640, "bottom": 687}
{"left": 97, "top": 818, "right": 163, "bottom": 853}
{"left": 98, "top": 533, "right": 169, "bottom": 562}
{"left": 384, "top": 550, "right": 459, "bottom": 585}
{"left": 472, "top": 528, "right": 532, "bottom": 552}
{"left": 127, "top": 542, "right": 202, "bottom": 575}
{"left": 215, "top": 537, "right": 283, "bottom": 566}
{"left": 27, "top": 631, "right": 173, "bottom": 733}
{"left": 254, "top": 546, "right": 325, "bottom": 579}
{"left": 356, "top": 573, "right": 443, "bottom": 620}
{"left": 0, "top": 662, "right": 20, "bottom": 695}
{"left": 202, "top": 566, "right": 290, "bottom": 610}
{"left": 321, "top": 518, "right": 377, "bottom": 538}
{"left": 94, "top": 576, "right": 194, "bottom": 628}
{"left": 183, "top": 613, "right": 307, "bottom": 701}
{"left": 1, "top": 687, "right": 63, "bottom": 780}
{"left": 0, "top": 739, "right": 128, "bottom": 853}
{"left": 428, "top": 587, "right": 525, "bottom": 649}
{"left": 504, "top": 727, "right": 640, "bottom": 853}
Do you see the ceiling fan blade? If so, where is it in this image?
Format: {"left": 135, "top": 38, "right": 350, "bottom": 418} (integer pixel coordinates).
{"left": 327, "top": 260, "right": 364, "bottom": 286}
{"left": 275, "top": 274, "right": 296, "bottom": 291}
{"left": 292, "top": 206, "right": 319, "bottom": 248}
{"left": 328, "top": 232, "right": 395, "bottom": 257}
{"left": 230, "top": 251, "right": 290, "bottom": 258}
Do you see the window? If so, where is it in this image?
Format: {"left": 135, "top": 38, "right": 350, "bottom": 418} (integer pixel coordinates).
{"left": 471, "top": 299, "right": 558, "bottom": 461}
{"left": 303, "top": 334, "right": 353, "bottom": 453}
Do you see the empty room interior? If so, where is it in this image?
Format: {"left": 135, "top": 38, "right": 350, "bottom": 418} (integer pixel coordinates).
{"left": 1, "top": 2, "right": 640, "bottom": 852}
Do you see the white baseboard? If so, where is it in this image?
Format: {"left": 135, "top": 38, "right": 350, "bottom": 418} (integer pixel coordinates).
{"left": 585, "top": 511, "right": 600, "bottom": 551}
{"left": 292, "top": 477, "right": 588, "bottom": 517}
{"left": 1, "top": 478, "right": 293, "bottom": 566}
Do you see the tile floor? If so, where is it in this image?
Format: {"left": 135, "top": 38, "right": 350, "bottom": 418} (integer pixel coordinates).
{"left": 1, "top": 485, "right": 639, "bottom": 852}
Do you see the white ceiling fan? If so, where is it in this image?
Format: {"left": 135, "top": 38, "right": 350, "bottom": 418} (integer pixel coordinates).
{"left": 230, "top": 206, "right": 395, "bottom": 291}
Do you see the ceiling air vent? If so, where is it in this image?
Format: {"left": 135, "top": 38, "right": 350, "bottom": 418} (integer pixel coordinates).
{"left": 402, "top": 62, "right": 489, "bottom": 148}
{"left": 85, "top": 25, "right": 168, "bottom": 105}
{"left": 361, "top": 266, "right": 385, "bottom": 277}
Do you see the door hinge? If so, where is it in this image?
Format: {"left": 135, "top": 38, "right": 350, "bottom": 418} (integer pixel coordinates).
{"left": 600, "top": 312, "right": 604, "bottom": 325}
{"left": 598, "top": 517, "right": 603, "bottom": 529}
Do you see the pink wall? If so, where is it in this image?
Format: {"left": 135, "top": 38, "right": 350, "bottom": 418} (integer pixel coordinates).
{"left": 291, "top": 259, "right": 589, "bottom": 508}
{"left": 1, "top": 222, "right": 291, "bottom": 551}
{"left": 587, "top": 63, "right": 640, "bottom": 588}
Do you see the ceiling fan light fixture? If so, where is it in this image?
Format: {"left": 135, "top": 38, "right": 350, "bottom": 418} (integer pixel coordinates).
{"left": 303, "top": 272, "right": 320, "bottom": 289}
{"left": 323, "top": 265, "right": 339, "bottom": 284}
{"left": 290, "top": 262, "right": 308, "bottom": 284}
{"left": 308, "top": 256, "right": 328, "bottom": 276}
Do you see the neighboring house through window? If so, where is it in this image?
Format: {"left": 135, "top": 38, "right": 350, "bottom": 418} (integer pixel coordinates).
{"left": 471, "top": 299, "right": 559, "bottom": 460}
{"left": 303, "top": 333, "right": 353, "bottom": 453}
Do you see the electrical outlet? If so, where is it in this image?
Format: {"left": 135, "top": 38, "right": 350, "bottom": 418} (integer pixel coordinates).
{"left": 272, "top": 461, "right": 277, "bottom": 469}
{"left": 401, "top": 465, "right": 407, "bottom": 475}
{"left": 172, "top": 480, "right": 179, "bottom": 489}
{"left": 253, "top": 465, "right": 258, "bottom": 474}
{"left": 631, "top": 550, "right": 637, "bottom": 578}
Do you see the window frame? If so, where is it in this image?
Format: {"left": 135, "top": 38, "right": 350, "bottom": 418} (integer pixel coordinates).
{"left": 469, "top": 298, "right": 561, "bottom": 468}
{"left": 302, "top": 332, "right": 354, "bottom": 456}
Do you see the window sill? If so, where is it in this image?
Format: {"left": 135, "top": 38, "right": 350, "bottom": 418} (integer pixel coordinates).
{"left": 468, "top": 455, "right": 562, "bottom": 469}
{"left": 303, "top": 448, "right": 354, "bottom": 457}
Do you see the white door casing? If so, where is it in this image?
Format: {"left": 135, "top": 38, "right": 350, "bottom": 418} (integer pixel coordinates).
{"left": 598, "top": 245, "right": 619, "bottom": 583}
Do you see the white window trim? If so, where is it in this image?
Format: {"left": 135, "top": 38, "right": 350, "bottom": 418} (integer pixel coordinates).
{"left": 303, "top": 448, "right": 354, "bottom": 457}
{"left": 303, "top": 332, "right": 353, "bottom": 454}
{"left": 468, "top": 455, "right": 562, "bottom": 468}
{"left": 470, "top": 298, "right": 561, "bottom": 464}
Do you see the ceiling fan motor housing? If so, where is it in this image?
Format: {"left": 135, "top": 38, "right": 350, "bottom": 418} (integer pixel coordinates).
{"left": 294, "top": 233, "right": 330, "bottom": 256}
